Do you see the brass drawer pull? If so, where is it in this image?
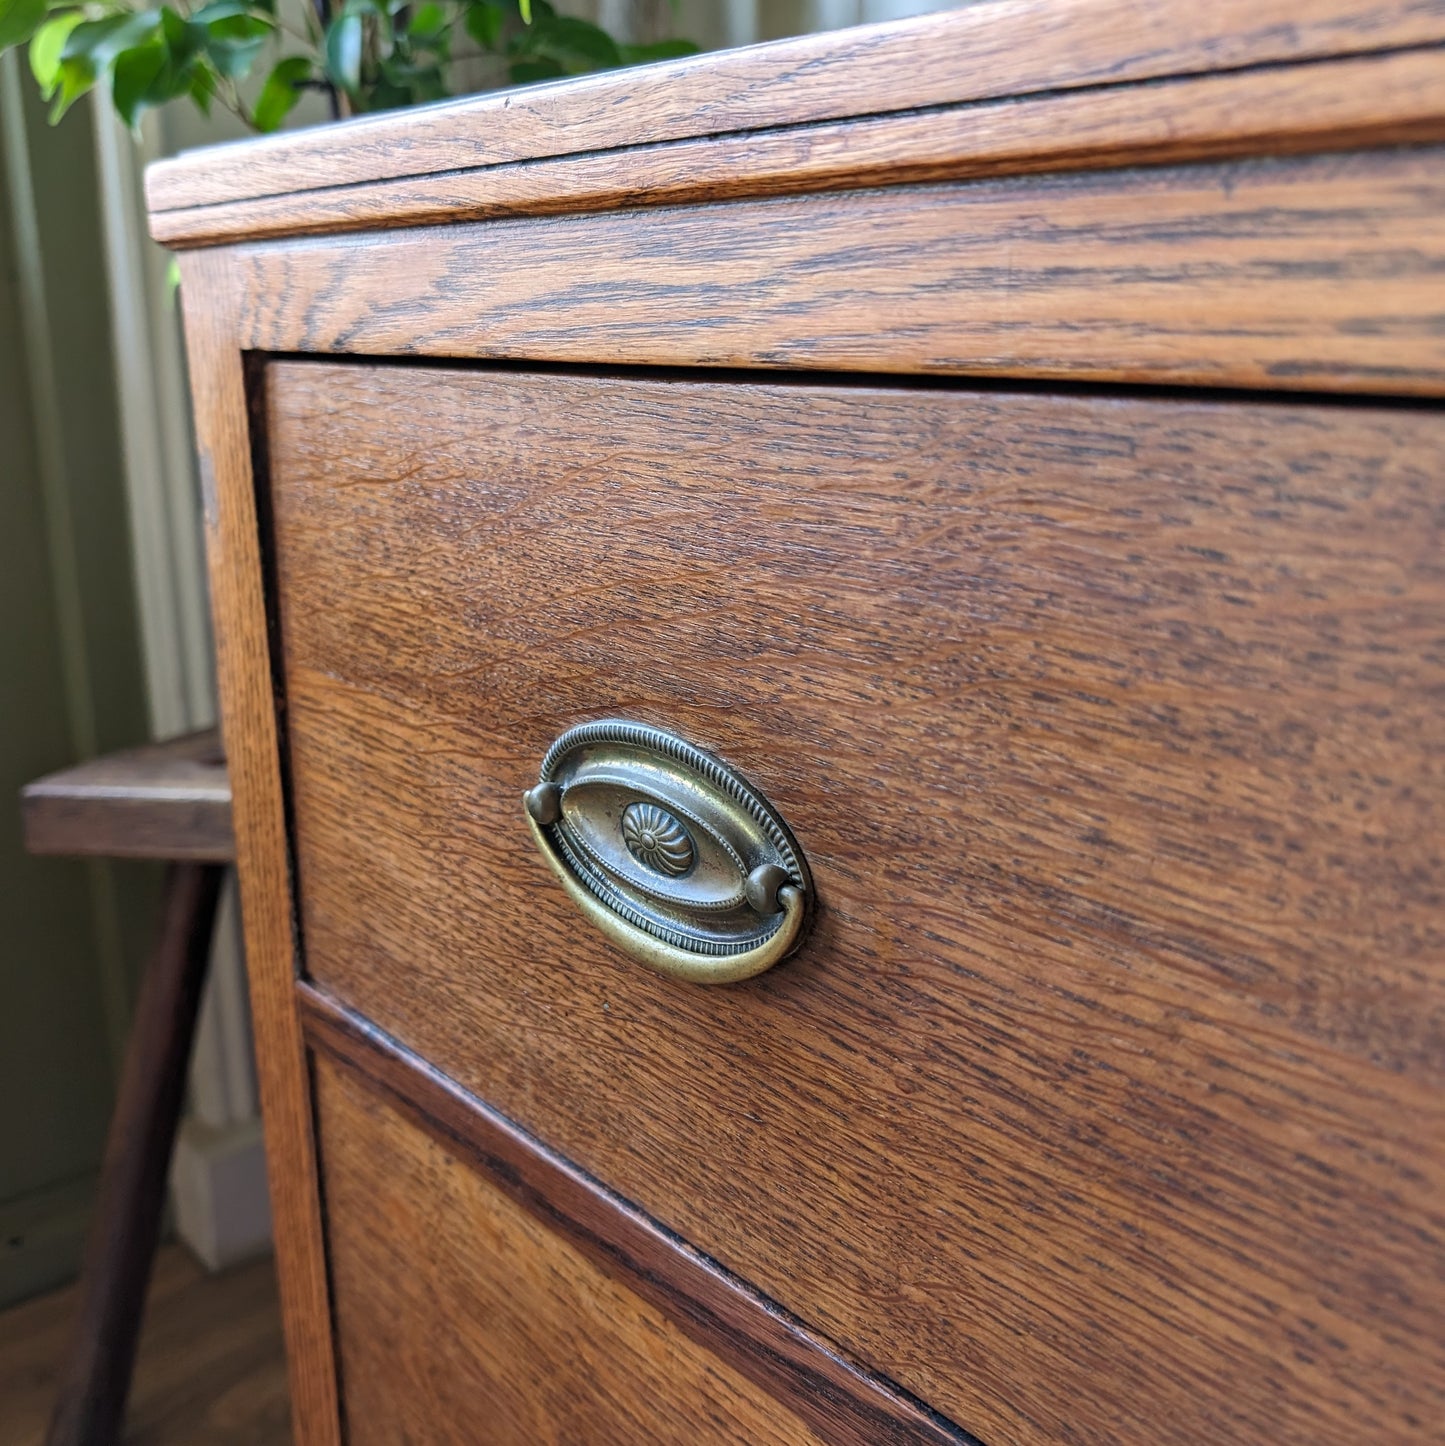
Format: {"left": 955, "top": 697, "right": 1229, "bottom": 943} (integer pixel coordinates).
{"left": 523, "top": 720, "right": 813, "bottom": 984}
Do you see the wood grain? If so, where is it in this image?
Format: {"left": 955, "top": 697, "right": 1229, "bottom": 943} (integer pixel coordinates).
{"left": 147, "top": 47, "right": 1445, "bottom": 248}
{"left": 311, "top": 1049, "right": 829, "bottom": 1446}
{"left": 230, "top": 147, "right": 1445, "bottom": 396}
{"left": 21, "top": 729, "right": 233, "bottom": 863}
{"left": 176, "top": 253, "right": 339, "bottom": 1446}
{"left": 267, "top": 361, "right": 1445, "bottom": 1446}
{"left": 144, "top": 0, "right": 1445, "bottom": 215}
{"left": 301, "top": 986, "right": 975, "bottom": 1446}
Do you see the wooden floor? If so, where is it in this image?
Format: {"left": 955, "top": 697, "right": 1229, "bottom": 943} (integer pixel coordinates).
{"left": 0, "top": 1246, "right": 290, "bottom": 1446}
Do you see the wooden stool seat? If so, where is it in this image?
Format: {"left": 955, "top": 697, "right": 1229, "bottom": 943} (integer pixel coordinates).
{"left": 22, "top": 728, "right": 233, "bottom": 863}
{"left": 19, "top": 727, "right": 236, "bottom": 1446}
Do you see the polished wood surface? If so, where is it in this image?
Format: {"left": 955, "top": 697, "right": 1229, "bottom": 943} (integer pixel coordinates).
{"left": 301, "top": 986, "right": 970, "bottom": 1446}
{"left": 43, "top": 865, "right": 226, "bottom": 1446}
{"left": 0, "top": 1246, "right": 288, "bottom": 1446}
{"left": 265, "top": 361, "right": 1445, "bottom": 1446}
{"left": 153, "top": 7, "right": 1445, "bottom": 1441}
{"left": 219, "top": 147, "right": 1445, "bottom": 396}
{"left": 145, "top": 0, "right": 1445, "bottom": 216}
{"left": 21, "top": 730, "right": 233, "bottom": 863}
{"left": 177, "top": 257, "right": 341, "bottom": 1446}
{"left": 148, "top": 46, "right": 1445, "bottom": 247}
{"left": 313, "top": 1051, "right": 828, "bottom": 1446}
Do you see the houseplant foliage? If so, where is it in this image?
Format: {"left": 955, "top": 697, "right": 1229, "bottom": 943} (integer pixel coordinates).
{"left": 0, "top": 0, "right": 696, "bottom": 132}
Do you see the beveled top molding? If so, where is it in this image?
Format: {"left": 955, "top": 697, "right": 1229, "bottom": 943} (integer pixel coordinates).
{"left": 144, "top": 0, "right": 1445, "bottom": 247}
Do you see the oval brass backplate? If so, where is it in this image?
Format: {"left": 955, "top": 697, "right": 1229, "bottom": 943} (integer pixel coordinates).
{"left": 523, "top": 720, "right": 813, "bottom": 984}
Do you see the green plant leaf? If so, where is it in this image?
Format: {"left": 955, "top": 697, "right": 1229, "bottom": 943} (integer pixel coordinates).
{"left": 464, "top": 0, "right": 501, "bottom": 49}
{"left": 210, "top": 14, "right": 271, "bottom": 39}
{"left": 160, "top": 7, "right": 206, "bottom": 63}
{"left": 509, "top": 12, "right": 618, "bottom": 74}
{"left": 29, "top": 10, "right": 82, "bottom": 98}
{"left": 619, "top": 38, "right": 697, "bottom": 64}
{"left": 253, "top": 51, "right": 309, "bottom": 130}
{"left": 324, "top": 10, "right": 362, "bottom": 94}
{"left": 48, "top": 53, "right": 93, "bottom": 120}
{"left": 542, "top": 15, "right": 618, "bottom": 65}
{"left": 111, "top": 37, "right": 169, "bottom": 127}
{"left": 201, "top": 11, "right": 271, "bottom": 78}
{"left": 188, "top": 58, "right": 215, "bottom": 114}
{"left": 189, "top": 0, "right": 258, "bottom": 22}
{"left": 376, "top": 48, "right": 446, "bottom": 105}
{"left": 16, "top": 0, "right": 694, "bottom": 137}
{"left": 408, "top": 1, "right": 444, "bottom": 39}
{"left": 368, "top": 68, "right": 408, "bottom": 108}
{"left": 0, "top": 0, "right": 47, "bottom": 52}
{"left": 107, "top": 7, "right": 206, "bottom": 130}
{"left": 404, "top": 60, "right": 444, "bottom": 100}
{"left": 63, "top": 12, "right": 162, "bottom": 72}
{"left": 507, "top": 56, "right": 560, "bottom": 84}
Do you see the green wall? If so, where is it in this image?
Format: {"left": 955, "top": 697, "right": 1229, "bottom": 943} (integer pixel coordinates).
{"left": 0, "top": 61, "right": 157, "bottom": 1308}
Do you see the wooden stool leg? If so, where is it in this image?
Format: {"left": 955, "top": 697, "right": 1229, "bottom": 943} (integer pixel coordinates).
{"left": 45, "top": 862, "right": 227, "bottom": 1446}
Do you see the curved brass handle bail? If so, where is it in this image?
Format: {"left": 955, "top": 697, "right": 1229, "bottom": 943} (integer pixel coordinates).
{"left": 522, "top": 720, "right": 813, "bottom": 985}
{"left": 526, "top": 814, "right": 806, "bottom": 984}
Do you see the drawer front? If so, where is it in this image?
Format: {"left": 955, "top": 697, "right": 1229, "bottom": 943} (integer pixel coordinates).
{"left": 312, "top": 1052, "right": 822, "bottom": 1444}
{"left": 266, "top": 361, "right": 1445, "bottom": 1446}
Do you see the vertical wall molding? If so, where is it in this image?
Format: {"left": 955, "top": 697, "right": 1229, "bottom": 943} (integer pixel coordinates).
{"left": 91, "top": 109, "right": 214, "bottom": 736}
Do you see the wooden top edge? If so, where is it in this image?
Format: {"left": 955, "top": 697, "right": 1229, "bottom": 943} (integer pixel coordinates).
{"left": 148, "top": 47, "right": 1445, "bottom": 248}
{"left": 144, "top": 0, "right": 1445, "bottom": 219}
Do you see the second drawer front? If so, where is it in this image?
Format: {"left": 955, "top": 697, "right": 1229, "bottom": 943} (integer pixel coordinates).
{"left": 266, "top": 361, "right": 1444, "bottom": 1446}
{"left": 313, "top": 1052, "right": 822, "bottom": 1445}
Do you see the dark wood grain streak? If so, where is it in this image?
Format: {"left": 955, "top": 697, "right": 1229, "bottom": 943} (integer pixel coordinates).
{"left": 268, "top": 361, "right": 1445, "bottom": 1446}
{"left": 21, "top": 729, "right": 233, "bottom": 863}
{"left": 176, "top": 251, "right": 341, "bottom": 1446}
{"left": 231, "top": 147, "right": 1445, "bottom": 396}
{"left": 145, "top": 0, "right": 1445, "bottom": 215}
{"left": 302, "top": 986, "right": 976, "bottom": 1446}
{"left": 148, "top": 48, "right": 1445, "bottom": 248}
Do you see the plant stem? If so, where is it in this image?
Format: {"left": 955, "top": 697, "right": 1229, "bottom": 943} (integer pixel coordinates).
{"left": 310, "top": 0, "right": 343, "bottom": 118}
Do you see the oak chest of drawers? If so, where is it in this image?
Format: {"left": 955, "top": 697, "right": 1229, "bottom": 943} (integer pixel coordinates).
{"left": 147, "top": 4, "right": 1445, "bottom": 1442}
